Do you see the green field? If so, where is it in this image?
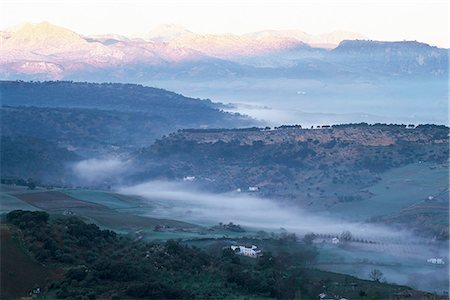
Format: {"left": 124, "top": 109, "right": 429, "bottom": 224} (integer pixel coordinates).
{"left": 328, "top": 163, "right": 448, "bottom": 221}
{"left": 0, "top": 193, "right": 40, "bottom": 213}
{"left": 315, "top": 241, "right": 449, "bottom": 293}
{"left": 69, "top": 206, "right": 198, "bottom": 232}
{"left": 62, "top": 189, "right": 138, "bottom": 209}
{"left": 0, "top": 186, "right": 203, "bottom": 239}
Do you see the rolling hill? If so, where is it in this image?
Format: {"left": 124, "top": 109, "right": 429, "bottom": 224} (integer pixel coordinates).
{"left": 0, "top": 80, "right": 256, "bottom": 183}
{"left": 134, "top": 124, "right": 449, "bottom": 237}
{"left": 0, "top": 81, "right": 255, "bottom": 140}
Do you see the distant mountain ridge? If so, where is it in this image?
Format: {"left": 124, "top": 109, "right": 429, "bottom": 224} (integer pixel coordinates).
{"left": 1, "top": 22, "right": 447, "bottom": 81}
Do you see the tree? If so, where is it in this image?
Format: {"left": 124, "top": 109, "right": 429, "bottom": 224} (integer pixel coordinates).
{"left": 27, "top": 178, "right": 36, "bottom": 190}
{"left": 302, "top": 232, "right": 316, "bottom": 245}
{"left": 340, "top": 230, "right": 353, "bottom": 242}
{"left": 369, "top": 269, "right": 383, "bottom": 282}
{"left": 257, "top": 252, "right": 275, "bottom": 269}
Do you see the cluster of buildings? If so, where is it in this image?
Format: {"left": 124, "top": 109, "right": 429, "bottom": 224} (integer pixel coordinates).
{"left": 319, "top": 293, "right": 348, "bottom": 300}
{"left": 427, "top": 258, "right": 445, "bottom": 265}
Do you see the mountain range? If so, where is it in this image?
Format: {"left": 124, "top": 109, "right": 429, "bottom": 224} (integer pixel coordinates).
{"left": 1, "top": 22, "right": 447, "bottom": 81}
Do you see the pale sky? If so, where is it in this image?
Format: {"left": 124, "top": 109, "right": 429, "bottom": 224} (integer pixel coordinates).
{"left": 0, "top": 0, "right": 448, "bottom": 48}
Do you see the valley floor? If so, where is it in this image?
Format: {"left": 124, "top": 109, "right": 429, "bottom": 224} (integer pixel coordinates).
{"left": 1, "top": 176, "right": 448, "bottom": 294}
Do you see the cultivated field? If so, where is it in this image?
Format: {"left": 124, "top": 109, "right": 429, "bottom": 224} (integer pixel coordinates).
{"left": 14, "top": 191, "right": 104, "bottom": 210}
{"left": 0, "top": 193, "right": 40, "bottom": 213}
{"left": 63, "top": 189, "right": 139, "bottom": 209}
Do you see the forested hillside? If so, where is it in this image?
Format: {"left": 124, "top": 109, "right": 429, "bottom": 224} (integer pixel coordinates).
{"left": 0, "top": 81, "right": 254, "bottom": 130}
{"left": 0, "top": 136, "right": 78, "bottom": 183}
{"left": 138, "top": 124, "right": 448, "bottom": 197}
{"left": 0, "top": 81, "right": 256, "bottom": 182}
{"left": 2, "top": 106, "right": 172, "bottom": 153}
{"left": 1, "top": 210, "right": 430, "bottom": 299}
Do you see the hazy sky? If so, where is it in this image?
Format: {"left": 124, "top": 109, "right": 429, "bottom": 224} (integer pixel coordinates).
{"left": 0, "top": 0, "right": 448, "bottom": 47}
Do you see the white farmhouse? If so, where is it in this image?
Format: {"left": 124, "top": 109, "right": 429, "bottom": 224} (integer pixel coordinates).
{"left": 248, "top": 186, "right": 259, "bottom": 192}
{"left": 231, "top": 245, "right": 261, "bottom": 258}
{"left": 331, "top": 237, "right": 340, "bottom": 244}
{"left": 427, "top": 258, "right": 445, "bottom": 265}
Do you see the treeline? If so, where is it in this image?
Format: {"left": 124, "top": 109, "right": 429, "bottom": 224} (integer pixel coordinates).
{"left": 180, "top": 127, "right": 263, "bottom": 133}
{"left": 180, "top": 123, "right": 449, "bottom": 133}
{"left": 330, "top": 123, "right": 448, "bottom": 130}
{"left": 0, "top": 176, "right": 39, "bottom": 190}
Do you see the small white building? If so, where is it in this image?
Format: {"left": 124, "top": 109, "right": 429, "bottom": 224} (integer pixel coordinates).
{"left": 63, "top": 209, "right": 75, "bottom": 216}
{"left": 231, "top": 245, "right": 261, "bottom": 258}
{"left": 318, "top": 293, "right": 334, "bottom": 300}
{"left": 332, "top": 237, "right": 340, "bottom": 244}
{"left": 427, "top": 258, "right": 445, "bottom": 265}
{"left": 248, "top": 186, "right": 259, "bottom": 192}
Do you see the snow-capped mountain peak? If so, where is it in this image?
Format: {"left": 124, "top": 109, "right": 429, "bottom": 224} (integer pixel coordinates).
{"left": 146, "top": 24, "right": 194, "bottom": 42}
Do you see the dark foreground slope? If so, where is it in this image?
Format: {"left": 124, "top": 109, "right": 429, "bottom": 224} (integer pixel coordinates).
{"left": 1, "top": 210, "right": 436, "bottom": 300}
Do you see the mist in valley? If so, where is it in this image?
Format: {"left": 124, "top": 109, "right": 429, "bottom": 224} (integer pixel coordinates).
{"left": 118, "top": 180, "right": 405, "bottom": 237}
{"left": 149, "top": 77, "right": 448, "bottom": 127}
{"left": 71, "top": 157, "right": 134, "bottom": 186}
{"left": 116, "top": 180, "right": 449, "bottom": 292}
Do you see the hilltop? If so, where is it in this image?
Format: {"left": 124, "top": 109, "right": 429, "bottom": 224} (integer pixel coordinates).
{"left": 136, "top": 124, "right": 449, "bottom": 238}
{"left": 138, "top": 124, "right": 448, "bottom": 192}
{"left": 0, "top": 81, "right": 255, "bottom": 149}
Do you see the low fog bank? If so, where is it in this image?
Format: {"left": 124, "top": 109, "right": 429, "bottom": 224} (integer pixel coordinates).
{"left": 223, "top": 104, "right": 395, "bottom": 128}
{"left": 117, "top": 180, "right": 409, "bottom": 240}
{"left": 149, "top": 78, "right": 448, "bottom": 126}
{"left": 72, "top": 157, "right": 134, "bottom": 186}
{"left": 117, "top": 180, "right": 449, "bottom": 293}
